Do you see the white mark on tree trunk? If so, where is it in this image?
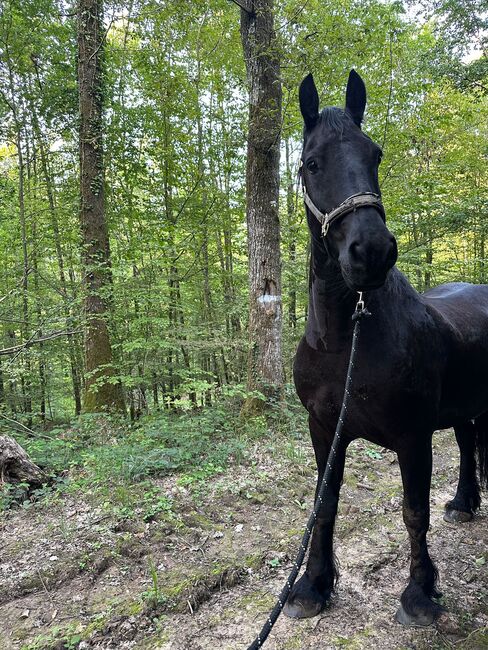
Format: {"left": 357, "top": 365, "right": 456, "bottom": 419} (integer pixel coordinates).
{"left": 257, "top": 294, "right": 281, "bottom": 304}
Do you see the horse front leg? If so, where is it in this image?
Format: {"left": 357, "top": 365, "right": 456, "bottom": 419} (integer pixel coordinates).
{"left": 284, "top": 415, "right": 348, "bottom": 619}
{"left": 396, "top": 436, "right": 443, "bottom": 626}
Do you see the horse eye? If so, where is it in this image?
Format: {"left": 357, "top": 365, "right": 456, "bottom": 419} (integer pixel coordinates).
{"left": 307, "top": 160, "right": 318, "bottom": 173}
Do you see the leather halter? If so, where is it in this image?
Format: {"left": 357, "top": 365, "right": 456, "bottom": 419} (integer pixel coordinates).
{"left": 299, "top": 163, "right": 385, "bottom": 237}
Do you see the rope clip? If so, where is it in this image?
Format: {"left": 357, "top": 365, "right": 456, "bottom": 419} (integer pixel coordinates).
{"left": 353, "top": 291, "right": 371, "bottom": 321}
{"left": 356, "top": 291, "right": 364, "bottom": 312}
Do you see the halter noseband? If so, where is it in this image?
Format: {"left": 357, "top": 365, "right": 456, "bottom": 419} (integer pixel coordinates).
{"left": 299, "top": 162, "right": 385, "bottom": 237}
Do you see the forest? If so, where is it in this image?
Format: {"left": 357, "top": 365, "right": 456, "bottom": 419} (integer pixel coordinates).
{"left": 0, "top": 0, "right": 486, "bottom": 423}
{"left": 0, "top": 1, "right": 487, "bottom": 649}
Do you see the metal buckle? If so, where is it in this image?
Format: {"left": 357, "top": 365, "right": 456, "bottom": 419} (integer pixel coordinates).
{"left": 321, "top": 219, "right": 329, "bottom": 237}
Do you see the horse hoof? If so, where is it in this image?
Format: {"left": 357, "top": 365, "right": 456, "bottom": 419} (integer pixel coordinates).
{"left": 283, "top": 597, "right": 325, "bottom": 619}
{"left": 443, "top": 509, "right": 473, "bottom": 524}
{"left": 283, "top": 574, "right": 329, "bottom": 619}
{"left": 395, "top": 605, "right": 437, "bottom": 627}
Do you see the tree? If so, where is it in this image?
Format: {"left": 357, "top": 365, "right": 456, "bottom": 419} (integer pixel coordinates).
{"left": 78, "top": 0, "right": 125, "bottom": 412}
{"left": 239, "top": 0, "right": 284, "bottom": 415}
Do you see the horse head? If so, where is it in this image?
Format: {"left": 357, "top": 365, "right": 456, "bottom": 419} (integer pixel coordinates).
{"left": 299, "top": 70, "right": 398, "bottom": 291}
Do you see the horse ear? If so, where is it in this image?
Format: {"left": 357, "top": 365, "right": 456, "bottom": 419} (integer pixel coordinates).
{"left": 299, "top": 73, "right": 319, "bottom": 130}
{"left": 345, "top": 69, "right": 366, "bottom": 127}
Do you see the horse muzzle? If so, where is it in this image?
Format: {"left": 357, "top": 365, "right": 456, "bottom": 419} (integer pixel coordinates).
{"left": 341, "top": 233, "right": 398, "bottom": 291}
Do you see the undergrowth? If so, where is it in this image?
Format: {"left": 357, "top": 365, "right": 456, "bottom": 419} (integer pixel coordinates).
{"left": 1, "top": 384, "right": 307, "bottom": 517}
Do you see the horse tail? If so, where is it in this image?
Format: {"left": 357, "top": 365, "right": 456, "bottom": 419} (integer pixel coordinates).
{"left": 474, "top": 411, "right": 488, "bottom": 491}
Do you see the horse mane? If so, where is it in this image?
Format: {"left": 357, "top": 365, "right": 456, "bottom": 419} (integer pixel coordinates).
{"left": 384, "top": 267, "right": 419, "bottom": 300}
{"left": 319, "top": 107, "right": 353, "bottom": 133}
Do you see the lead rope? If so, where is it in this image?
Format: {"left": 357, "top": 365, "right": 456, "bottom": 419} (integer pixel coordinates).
{"left": 246, "top": 293, "right": 371, "bottom": 650}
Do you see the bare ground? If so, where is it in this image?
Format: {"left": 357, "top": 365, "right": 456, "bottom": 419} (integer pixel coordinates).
{"left": 1, "top": 429, "right": 487, "bottom": 650}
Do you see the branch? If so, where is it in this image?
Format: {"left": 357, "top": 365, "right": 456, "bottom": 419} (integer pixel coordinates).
{"left": 0, "top": 413, "right": 56, "bottom": 441}
{"left": 228, "top": 0, "right": 254, "bottom": 14}
{"left": 0, "top": 330, "right": 81, "bottom": 357}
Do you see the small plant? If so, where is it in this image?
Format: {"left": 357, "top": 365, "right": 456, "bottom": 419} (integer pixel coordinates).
{"left": 141, "top": 557, "right": 167, "bottom": 609}
{"left": 364, "top": 447, "right": 383, "bottom": 460}
{"left": 141, "top": 488, "right": 174, "bottom": 522}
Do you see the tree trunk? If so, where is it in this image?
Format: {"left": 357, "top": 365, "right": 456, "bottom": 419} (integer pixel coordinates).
{"left": 0, "top": 361, "right": 4, "bottom": 408}
{"left": 240, "top": 0, "right": 283, "bottom": 415}
{"left": 78, "top": 0, "right": 125, "bottom": 413}
{"left": 285, "top": 138, "right": 297, "bottom": 329}
{"left": 0, "top": 436, "right": 47, "bottom": 487}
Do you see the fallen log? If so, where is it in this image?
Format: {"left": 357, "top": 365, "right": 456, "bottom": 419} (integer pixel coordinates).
{"left": 0, "top": 436, "right": 47, "bottom": 487}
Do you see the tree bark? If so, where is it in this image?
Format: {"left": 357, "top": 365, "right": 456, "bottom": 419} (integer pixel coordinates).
{"left": 0, "top": 361, "right": 4, "bottom": 408}
{"left": 240, "top": 0, "right": 283, "bottom": 415}
{"left": 0, "top": 436, "right": 47, "bottom": 487}
{"left": 78, "top": 0, "right": 125, "bottom": 413}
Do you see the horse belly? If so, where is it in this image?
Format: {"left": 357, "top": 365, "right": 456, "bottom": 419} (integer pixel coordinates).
{"left": 426, "top": 283, "right": 488, "bottom": 424}
{"left": 439, "top": 345, "right": 488, "bottom": 426}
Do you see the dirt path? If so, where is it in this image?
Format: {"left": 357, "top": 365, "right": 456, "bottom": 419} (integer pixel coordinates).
{"left": 1, "top": 429, "right": 487, "bottom": 650}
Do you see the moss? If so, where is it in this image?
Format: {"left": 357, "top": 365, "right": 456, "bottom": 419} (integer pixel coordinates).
{"left": 240, "top": 395, "right": 266, "bottom": 419}
{"left": 150, "top": 553, "right": 265, "bottom": 615}
{"left": 3, "top": 555, "right": 87, "bottom": 604}
{"left": 82, "top": 379, "right": 125, "bottom": 415}
{"left": 282, "top": 631, "right": 306, "bottom": 650}
{"left": 21, "top": 623, "right": 84, "bottom": 650}
{"left": 133, "top": 620, "right": 171, "bottom": 649}
{"left": 286, "top": 527, "right": 302, "bottom": 537}
{"left": 12, "top": 628, "right": 29, "bottom": 642}
{"left": 245, "top": 491, "right": 267, "bottom": 504}
{"left": 183, "top": 511, "right": 217, "bottom": 530}
{"left": 244, "top": 552, "right": 265, "bottom": 570}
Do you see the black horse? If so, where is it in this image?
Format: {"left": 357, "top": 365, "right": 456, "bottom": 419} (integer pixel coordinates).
{"left": 284, "top": 70, "right": 488, "bottom": 626}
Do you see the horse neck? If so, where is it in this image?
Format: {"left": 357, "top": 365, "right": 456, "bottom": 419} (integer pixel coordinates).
{"left": 306, "top": 241, "right": 358, "bottom": 350}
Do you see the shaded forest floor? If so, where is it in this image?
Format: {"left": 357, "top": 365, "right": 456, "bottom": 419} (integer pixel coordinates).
{"left": 1, "top": 418, "right": 487, "bottom": 650}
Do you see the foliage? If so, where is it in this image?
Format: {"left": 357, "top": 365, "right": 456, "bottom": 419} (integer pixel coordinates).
{"left": 0, "top": 0, "right": 485, "bottom": 426}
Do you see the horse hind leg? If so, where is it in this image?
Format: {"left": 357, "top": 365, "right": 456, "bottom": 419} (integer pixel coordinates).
{"left": 444, "top": 420, "right": 481, "bottom": 523}
{"left": 474, "top": 411, "right": 488, "bottom": 492}
{"left": 396, "top": 437, "right": 443, "bottom": 627}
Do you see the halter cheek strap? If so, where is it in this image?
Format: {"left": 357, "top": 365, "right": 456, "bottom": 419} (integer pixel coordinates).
{"left": 299, "top": 163, "right": 385, "bottom": 237}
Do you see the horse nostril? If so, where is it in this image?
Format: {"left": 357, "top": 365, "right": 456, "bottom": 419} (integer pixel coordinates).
{"left": 349, "top": 241, "right": 362, "bottom": 261}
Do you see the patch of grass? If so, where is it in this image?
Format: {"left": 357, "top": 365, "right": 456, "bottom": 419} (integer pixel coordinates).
{"left": 282, "top": 631, "right": 308, "bottom": 649}
{"left": 239, "top": 590, "right": 276, "bottom": 610}
{"left": 459, "top": 627, "right": 488, "bottom": 649}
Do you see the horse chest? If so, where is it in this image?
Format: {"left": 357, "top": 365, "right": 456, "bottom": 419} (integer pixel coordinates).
{"left": 294, "top": 334, "right": 438, "bottom": 442}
